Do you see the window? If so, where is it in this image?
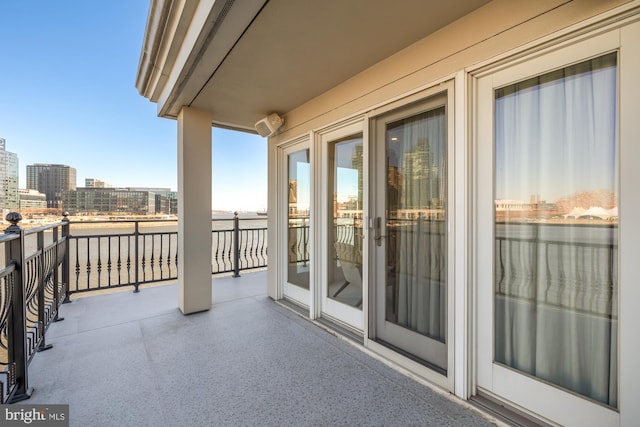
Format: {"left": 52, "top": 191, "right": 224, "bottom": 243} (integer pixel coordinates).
{"left": 493, "top": 53, "right": 618, "bottom": 407}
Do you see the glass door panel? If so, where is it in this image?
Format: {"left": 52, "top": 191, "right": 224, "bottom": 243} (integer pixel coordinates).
{"left": 320, "top": 126, "right": 364, "bottom": 331}
{"left": 327, "top": 136, "right": 364, "bottom": 309}
{"left": 284, "top": 147, "right": 311, "bottom": 305}
{"left": 493, "top": 53, "right": 618, "bottom": 407}
{"left": 374, "top": 97, "right": 449, "bottom": 371}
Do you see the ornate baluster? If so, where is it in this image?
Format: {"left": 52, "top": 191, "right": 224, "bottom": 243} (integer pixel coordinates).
{"left": 150, "top": 233, "right": 155, "bottom": 282}
{"left": 167, "top": 233, "right": 172, "bottom": 278}
{"left": 116, "top": 236, "right": 122, "bottom": 286}
{"left": 140, "top": 236, "right": 146, "bottom": 285}
{"left": 96, "top": 237, "right": 102, "bottom": 289}
{"left": 213, "top": 232, "right": 221, "bottom": 273}
{"left": 73, "top": 240, "right": 80, "bottom": 294}
{"left": 107, "top": 236, "right": 112, "bottom": 288}
{"left": 85, "top": 237, "right": 91, "bottom": 291}
{"left": 158, "top": 234, "right": 164, "bottom": 280}
{"left": 126, "top": 235, "right": 132, "bottom": 285}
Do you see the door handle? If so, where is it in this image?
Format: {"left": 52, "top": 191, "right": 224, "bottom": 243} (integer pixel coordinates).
{"left": 374, "top": 217, "right": 386, "bottom": 247}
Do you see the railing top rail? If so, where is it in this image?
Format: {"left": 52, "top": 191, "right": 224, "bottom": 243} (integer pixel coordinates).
{"left": 0, "top": 262, "right": 16, "bottom": 277}
{"left": 0, "top": 233, "right": 20, "bottom": 243}
{"left": 68, "top": 219, "right": 176, "bottom": 225}
{"left": 67, "top": 216, "right": 268, "bottom": 226}
{"left": 23, "top": 221, "right": 67, "bottom": 236}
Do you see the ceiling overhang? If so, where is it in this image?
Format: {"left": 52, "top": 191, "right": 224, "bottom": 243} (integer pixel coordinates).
{"left": 137, "top": 0, "right": 491, "bottom": 133}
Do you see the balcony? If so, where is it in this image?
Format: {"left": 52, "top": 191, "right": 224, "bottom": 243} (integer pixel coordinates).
{"left": 0, "top": 214, "right": 498, "bottom": 426}
{"left": 23, "top": 271, "right": 495, "bottom": 426}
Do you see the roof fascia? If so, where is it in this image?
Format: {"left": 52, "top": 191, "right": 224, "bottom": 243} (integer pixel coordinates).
{"left": 136, "top": 0, "right": 196, "bottom": 102}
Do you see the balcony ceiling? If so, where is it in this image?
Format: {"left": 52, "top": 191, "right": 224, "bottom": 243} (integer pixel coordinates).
{"left": 142, "top": 0, "right": 491, "bottom": 132}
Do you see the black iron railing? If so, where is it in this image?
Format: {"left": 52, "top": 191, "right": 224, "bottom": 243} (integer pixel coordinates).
{"left": 67, "top": 212, "right": 267, "bottom": 294}
{"left": 0, "top": 213, "right": 67, "bottom": 404}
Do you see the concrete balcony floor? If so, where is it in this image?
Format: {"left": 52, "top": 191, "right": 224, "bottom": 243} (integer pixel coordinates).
{"left": 25, "top": 271, "right": 498, "bottom": 427}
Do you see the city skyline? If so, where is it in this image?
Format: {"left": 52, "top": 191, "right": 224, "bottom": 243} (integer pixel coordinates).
{"left": 0, "top": 2, "right": 267, "bottom": 212}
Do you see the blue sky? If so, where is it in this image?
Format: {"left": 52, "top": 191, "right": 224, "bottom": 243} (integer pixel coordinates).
{"left": 0, "top": 1, "right": 267, "bottom": 212}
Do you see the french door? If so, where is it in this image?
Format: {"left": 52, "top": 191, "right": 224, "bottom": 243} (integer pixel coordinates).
{"left": 475, "top": 33, "right": 622, "bottom": 426}
{"left": 370, "top": 89, "right": 454, "bottom": 381}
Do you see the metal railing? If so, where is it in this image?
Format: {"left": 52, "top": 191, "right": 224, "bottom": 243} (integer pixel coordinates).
{"left": 67, "top": 212, "right": 267, "bottom": 294}
{"left": 0, "top": 213, "right": 67, "bottom": 404}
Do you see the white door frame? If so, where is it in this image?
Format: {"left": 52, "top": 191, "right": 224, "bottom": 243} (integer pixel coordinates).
{"left": 470, "top": 21, "right": 640, "bottom": 426}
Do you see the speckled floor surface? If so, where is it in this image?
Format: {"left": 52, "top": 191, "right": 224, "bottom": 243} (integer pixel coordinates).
{"left": 24, "top": 272, "right": 498, "bottom": 427}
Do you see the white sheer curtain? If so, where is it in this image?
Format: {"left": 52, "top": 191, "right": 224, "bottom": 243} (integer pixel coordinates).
{"left": 388, "top": 107, "right": 447, "bottom": 341}
{"left": 494, "top": 53, "right": 618, "bottom": 407}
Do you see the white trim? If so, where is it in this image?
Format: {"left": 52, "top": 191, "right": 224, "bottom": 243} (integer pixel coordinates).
{"left": 275, "top": 133, "right": 310, "bottom": 150}
{"left": 157, "top": 0, "right": 216, "bottom": 110}
{"left": 467, "top": 1, "right": 640, "bottom": 77}
{"left": 453, "top": 70, "right": 469, "bottom": 399}
{"left": 618, "top": 19, "right": 640, "bottom": 427}
{"left": 361, "top": 112, "right": 371, "bottom": 341}
{"left": 308, "top": 75, "right": 458, "bottom": 141}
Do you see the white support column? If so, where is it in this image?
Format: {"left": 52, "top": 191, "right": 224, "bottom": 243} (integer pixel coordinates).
{"left": 177, "top": 106, "right": 212, "bottom": 314}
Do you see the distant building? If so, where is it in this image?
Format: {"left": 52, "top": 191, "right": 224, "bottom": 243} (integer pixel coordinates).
{"left": 494, "top": 199, "right": 527, "bottom": 211}
{"left": 153, "top": 190, "right": 178, "bottom": 214}
{"left": 60, "top": 187, "right": 177, "bottom": 215}
{"left": 85, "top": 178, "right": 112, "bottom": 188}
{"left": 18, "top": 189, "right": 47, "bottom": 210}
{"left": 0, "top": 138, "right": 19, "bottom": 211}
{"left": 26, "top": 163, "right": 76, "bottom": 209}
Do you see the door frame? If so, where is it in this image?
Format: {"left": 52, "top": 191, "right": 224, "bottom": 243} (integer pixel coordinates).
{"left": 470, "top": 23, "right": 637, "bottom": 426}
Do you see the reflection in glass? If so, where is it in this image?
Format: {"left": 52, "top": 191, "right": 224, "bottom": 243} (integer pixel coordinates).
{"left": 327, "top": 135, "right": 363, "bottom": 308}
{"left": 287, "top": 149, "right": 310, "bottom": 289}
{"left": 494, "top": 53, "right": 618, "bottom": 407}
{"left": 386, "top": 107, "right": 447, "bottom": 342}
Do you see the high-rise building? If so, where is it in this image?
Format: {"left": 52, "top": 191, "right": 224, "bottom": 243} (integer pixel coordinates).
{"left": 26, "top": 163, "right": 76, "bottom": 209}
{"left": 0, "top": 138, "right": 19, "bottom": 211}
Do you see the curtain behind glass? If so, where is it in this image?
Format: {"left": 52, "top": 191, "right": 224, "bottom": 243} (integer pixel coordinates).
{"left": 386, "top": 107, "right": 446, "bottom": 342}
{"left": 494, "top": 53, "right": 618, "bottom": 407}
